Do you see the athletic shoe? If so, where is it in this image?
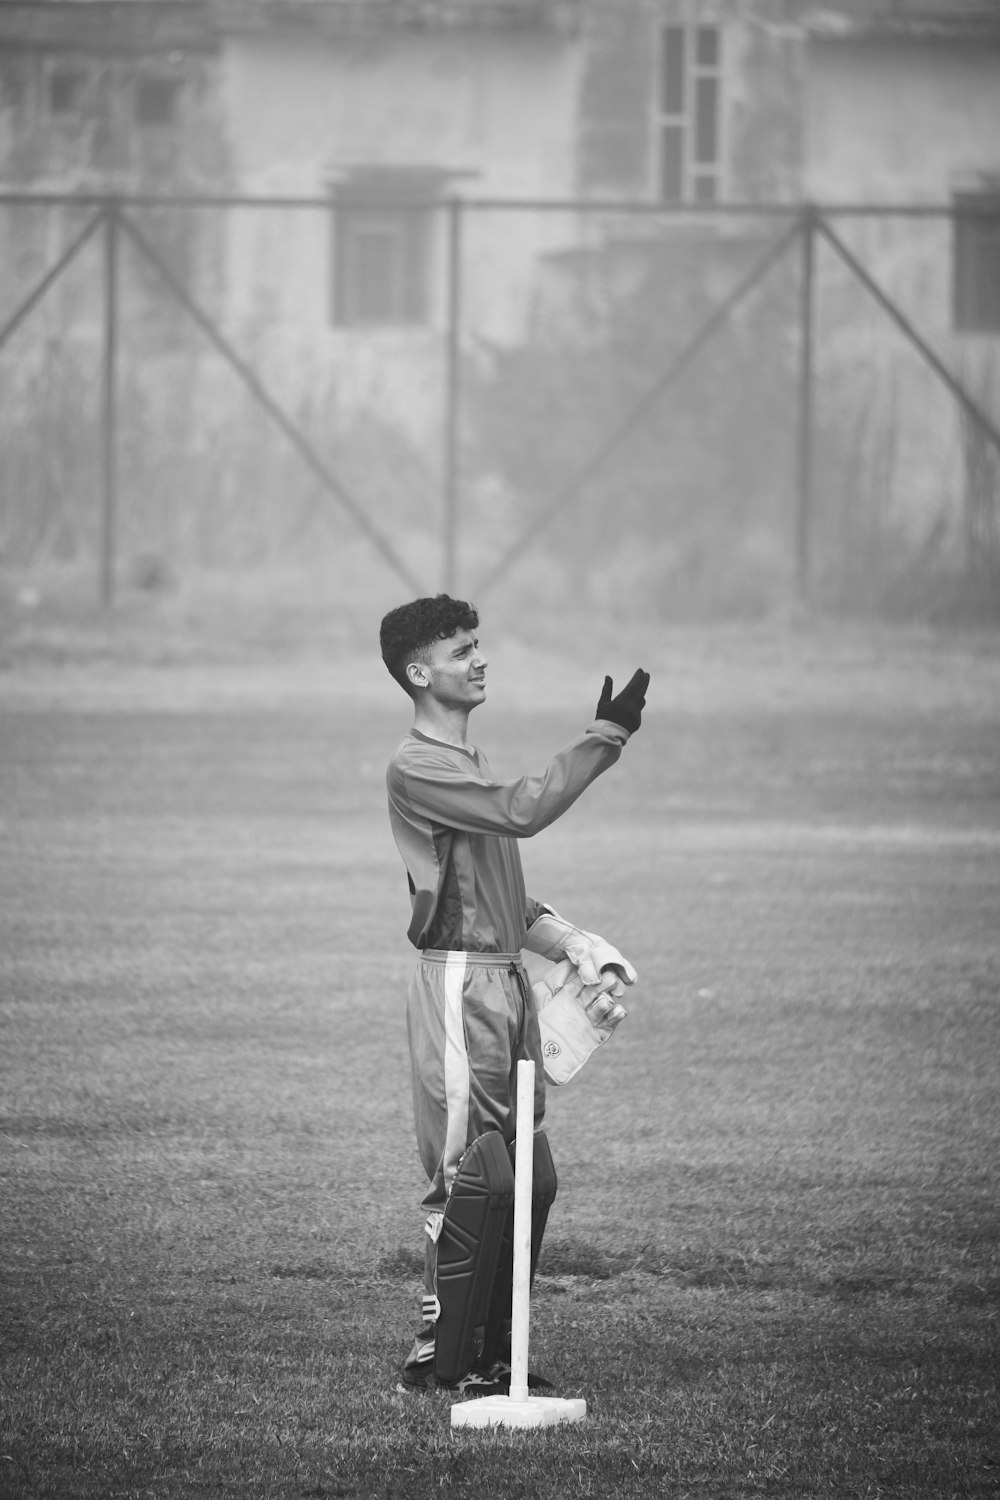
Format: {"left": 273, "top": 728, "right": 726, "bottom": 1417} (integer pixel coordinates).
{"left": 476, "top": 1357, "right": 555, "bottom": 1391}
{"left": 443, "top": 1368, "right": 509, "bottom": 1399}
{"left": 472, "top": 1327, "right": 554, "bottom": 1389}
{"left": 397, "top": 1333, "right": 435, "bottom": 1394}
{"left": 396, "top": 1364, "right": 507, "bottom": 1398}
{"left": 395, "top": 1331, "right": 553, "bottom": 1398}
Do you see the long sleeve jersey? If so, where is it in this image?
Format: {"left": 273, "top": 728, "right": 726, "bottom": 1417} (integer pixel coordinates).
{"left": 386, "top": 722, "right": 626, "bottom": 952}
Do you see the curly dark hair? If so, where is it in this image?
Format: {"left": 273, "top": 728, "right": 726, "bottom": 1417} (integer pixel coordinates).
{"left": 379, "top": 594, "right": 480, "bottom": 696}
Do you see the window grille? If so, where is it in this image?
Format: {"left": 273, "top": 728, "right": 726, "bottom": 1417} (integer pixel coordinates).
{"left": 657, "top": 23, "right": 723, "bottom": 204}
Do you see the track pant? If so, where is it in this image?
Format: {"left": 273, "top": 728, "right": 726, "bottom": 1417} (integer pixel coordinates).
{"left": 407, "top": 949, "right": 546, "bottom": 1298}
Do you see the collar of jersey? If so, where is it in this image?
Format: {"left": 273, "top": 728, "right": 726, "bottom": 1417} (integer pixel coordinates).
{"left": 409, "top": 727, "right": 479, "bottom": 761}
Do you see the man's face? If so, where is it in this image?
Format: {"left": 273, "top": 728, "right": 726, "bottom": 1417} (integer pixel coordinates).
{"left": 412, "top": 627, "right": 487, "bottom": 709}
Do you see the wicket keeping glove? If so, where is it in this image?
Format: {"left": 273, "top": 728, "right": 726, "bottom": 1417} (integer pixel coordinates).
{"left": 531, "top": 958, "right": 630, "bottom": 1086}
{"left": 524, "top": 909, "right": 638, "bottom": 1085}
{"left": 596, "top": 668, "right": 650, "bottom": 734}
{"left": 524, "top": 909, "right": 638, "bottom": 989}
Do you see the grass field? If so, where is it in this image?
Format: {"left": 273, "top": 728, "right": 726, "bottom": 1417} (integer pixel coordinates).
{"left": 2, "top": 599, "right": 999, "bottom": 1499}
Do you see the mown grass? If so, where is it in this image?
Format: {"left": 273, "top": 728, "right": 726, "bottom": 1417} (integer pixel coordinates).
{"left": 2, "top": 623, "right": 999, "bottom": 1498}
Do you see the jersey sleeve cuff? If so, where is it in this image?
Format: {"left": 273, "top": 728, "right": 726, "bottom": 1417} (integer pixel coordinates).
{"left": 588, "top": 719, "right": 631, "bottom": 745}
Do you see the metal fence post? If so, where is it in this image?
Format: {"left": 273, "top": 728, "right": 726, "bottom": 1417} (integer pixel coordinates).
{"left": 443, "top": 196, "right": 463, "bottom": 595}
{"left": 100, "top": 203, "right": 119, "bottom": 609}
{"left": 796, "top": 205, "right": 816, "bottom": 608}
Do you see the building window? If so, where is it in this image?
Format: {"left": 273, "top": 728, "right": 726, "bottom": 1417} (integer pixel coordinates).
{"left": 954, "top": 194, "right": 1000, "bottom": 333}
{"left": 0, "top": 61, "right": 27, "bottom": 110}
{"left": 332, "top": 177, "right": 434, "bottom": 328}
{"left": 136, "top": 77, "right": 181, "bottom": 127}
{"left": 657, "top": 23, "right": 723, "bottom": 204}
{"left": 49, "top": 70, "right": 87, "bottom": 116}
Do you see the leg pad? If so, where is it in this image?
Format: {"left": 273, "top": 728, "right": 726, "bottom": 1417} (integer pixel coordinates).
{"left": 433, "top": 1131, "right": 515, "bottom": 1386}
{"left": 481, "top": 1130, "right": 558, "bottom": 1367}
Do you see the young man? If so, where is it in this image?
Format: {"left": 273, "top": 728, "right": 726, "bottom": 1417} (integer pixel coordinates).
{"left": 379, "top": 593, "right": 649, "bottom": 1397}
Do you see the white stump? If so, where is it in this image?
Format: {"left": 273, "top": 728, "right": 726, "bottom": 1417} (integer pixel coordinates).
{"left": 451, "top": 1059, "right": 587, "bottom": 1432}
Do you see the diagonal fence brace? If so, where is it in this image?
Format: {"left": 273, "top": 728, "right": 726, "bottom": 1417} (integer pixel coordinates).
{"left": 116, "top": 208, "right": 424, "bottom": 596}
{"left": 818, "top": 217, "right": 1000, "bottom": 459}
{"left": 475, "top": 217, "right": 803, "bottom": 598}
{"left": 0, "top": 208, "right": 107, "bottom": 353}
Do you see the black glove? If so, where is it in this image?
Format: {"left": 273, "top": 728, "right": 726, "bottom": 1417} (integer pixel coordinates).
{"left": 596, "top": 669, "right": 650, "bottom": 734}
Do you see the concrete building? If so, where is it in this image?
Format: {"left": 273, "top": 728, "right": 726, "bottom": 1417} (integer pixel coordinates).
{"left": 0, "top": 0, "right": 997, "bottom": 600}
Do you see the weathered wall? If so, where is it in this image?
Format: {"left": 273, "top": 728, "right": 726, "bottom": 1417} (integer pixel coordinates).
{"left": 0, "top": 28, "right": 230, "bottom": 330}
{"left": 727, "top": 9, "right": 802, "bottom": 201}
{"left": 220, "top": 27, "right": 581, "bottom": 198}
{"left": 575, "top": 0, "right": 652, "bottom": 197}
{"left": 801, "top": 33, "right": 1000, "bottom": 577}
{"left": 209, "top": 25, "right": 585, "bottom": 442}
{"left": 0, "top": 51, "right": 225, "bottom": 190}
{"left": 804, "top": 35, "right": 1000, "bottom": 206}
